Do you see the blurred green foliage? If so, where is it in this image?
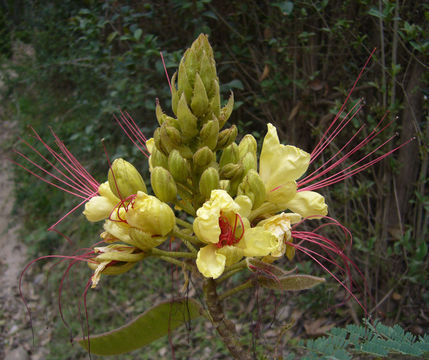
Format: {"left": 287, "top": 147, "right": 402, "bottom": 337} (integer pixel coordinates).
{"left": 1, "top": 0, "right": 428, "bottom": 358}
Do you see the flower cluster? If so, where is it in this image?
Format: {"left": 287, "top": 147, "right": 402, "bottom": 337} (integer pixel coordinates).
{"left": 18, "top": 34, "right": 408, "bottom": 294}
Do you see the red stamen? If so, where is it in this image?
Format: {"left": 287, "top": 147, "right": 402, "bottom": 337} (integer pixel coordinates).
{"left": 114, "top": 111, "right": 150, "bottom": 158}
{"left": 160, "top": 51, "right": 172, "bottom": 94}
{"left": 217, "top": 213, "right": 244, "bottom": 248}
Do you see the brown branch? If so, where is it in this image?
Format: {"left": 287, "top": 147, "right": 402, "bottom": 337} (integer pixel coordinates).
{"left": 203, "top": 278, "right": 252, "bottom": 360}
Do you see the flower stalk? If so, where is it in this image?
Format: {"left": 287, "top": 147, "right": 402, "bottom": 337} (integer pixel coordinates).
{"left": 203, "top": 278, "right": 253, "bottom": 360}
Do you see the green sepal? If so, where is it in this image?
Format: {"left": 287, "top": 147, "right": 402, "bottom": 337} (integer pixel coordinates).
{"left": 77, "top": 298, "right": 204, "bottom": 355}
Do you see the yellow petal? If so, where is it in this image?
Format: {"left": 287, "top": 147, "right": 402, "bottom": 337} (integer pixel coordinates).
{"left": 146, "top": 138, "right": 155, "bottom": 154}
{"left": 234, "top": 195, "right": 252, "bottom": 218}
{"left": 257, "top": 212, "right": 300, "bottom": 257}
{"left": 260, "top": 123, "right": 310, "bottom": 190}
{"left": 83, "top": 196, "right": 115, "bottom": 222}
{"left": 265, "top": 181, "right": 297, "bottom": 207}
{"left": 193, "top": 190, "right": 240, "bottom": 244}
{"left": 241, "top": 227, "right": 279, "bottom": 257}
{"left": 196, "top": 244, "right": 226, "bottom": 279}
{"left": 98, "top": 181, "right": 120, "bottom": 203}
{"left": 285, "top": 191, "right": 328, "bottom": 218}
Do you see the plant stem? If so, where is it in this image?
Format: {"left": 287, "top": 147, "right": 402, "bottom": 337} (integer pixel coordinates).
{"left": 218, "top": 279, "right": 253, "bottom": 301}
{"left": 158, "top": 256, "right": 194, "bottom": 271}
{"left": 175, "top": 217, "right": 193, "bottom": 230}
{"left": 172, "top": 228, "right": 201, "bottom": 246}
{"left": 203, "top": 278, "right": 252, "bottom": 360}
{"left": 150, "top": 248, "right": 196, "bottom": 259}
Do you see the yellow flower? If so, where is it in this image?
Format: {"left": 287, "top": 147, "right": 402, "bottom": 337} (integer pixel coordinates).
{"left": 88, "top": 244, "right": 146, "bottom": 288}
{"left": 257, "top": 212, "right": 301, "bottom": 260}
{"left": 193, "top": 190, "right": 247, "bottom": 279}
{"left": 259, "top": 123, "right": 328, "bottom": 218}
{"left": 83, "top": 182, "right": 120, "bottom": 222}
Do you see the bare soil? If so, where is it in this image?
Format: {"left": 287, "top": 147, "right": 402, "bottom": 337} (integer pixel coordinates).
{"left": 0, "top": 99, "right": 51, "bottom": 359}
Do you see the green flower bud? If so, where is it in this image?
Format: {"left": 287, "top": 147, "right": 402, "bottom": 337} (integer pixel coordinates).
{"left": 150, "top": 166, "right": 177, "bottom": 203}
{"left": 209, "top": 79, "right": 220, "bottom": 118}
{"left": 154, "top": 127, "right": 167, "bottom": 155}
{"left": 129, "top": 228, "right": 166, "bottom": 250}
{"left": 199, "top": 50, "right": 216, "bottom": 97}
{"left": 108, "top": 158, "right": 147, "bottom": 199}
{"left": 199, "top": 118, "right": 219, "bottom": 150}
{"left": 237, "top": 169, "right": 266, "bottom": 209}
{"left": 161, "top": 124, "right": 182, "bottom": 147}
{"left": 220, "top": 163, "right": 243, "bottom": 179}
{"left": 238, "top": 134, "right": 257, "bottom": 159}
{"left": 219, "top": 143, "right": 239, "bottom": 168}
{"left": 178, "top": 56, "right": 193, "bottom": 103}
{"left": 156, "top": 101, "right": 180, "bottom": 128}
{"left": 168, "top": 150, "right": 190, "bottom": 183}
{"left": 193, "top": 146, "right": 215, "bottom": 169}
{"left": 199, "top": 167, "right": 220, "bottom": 199}
{"left": 216, "top": 125, "right": 238, "bottom": 150}
{"left": 127, "top": 191, "right": 175, "bottom": 236}
{"left": 149, "top": 146, "right": 168, "bottom": 170}
{"left": 177, "top": 93, "right": 198, "bottom": 141}
{"left": 241, "top": 152, "right": 257, "bottom": 174}
{"left": 171, "top": 72, "right": 180, "bottom": 116}
{"left": 219, "top": 92, "right": 234, "bottom": 129}
{"left": 219, "top": 179, "right": 230, "bottom": 192}
{"left": 191, "top": 73, "right": 209, "bottom": 117}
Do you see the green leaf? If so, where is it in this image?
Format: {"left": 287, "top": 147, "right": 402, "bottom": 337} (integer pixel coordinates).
{"left": 77, "top": 298, "right": 203, "bottom": 355}
{"left": 134, "top": 29, "right": 143, "bottom": 41}
{"left": 258, "top": 274, "right": 325, "bottom": 291}
{"left": 272, "top": 1, "right": 294, "bottom": 15}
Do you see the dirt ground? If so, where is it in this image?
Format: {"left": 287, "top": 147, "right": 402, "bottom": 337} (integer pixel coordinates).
{"left": 0, "top": 108, "right": 51, "bottom": 359}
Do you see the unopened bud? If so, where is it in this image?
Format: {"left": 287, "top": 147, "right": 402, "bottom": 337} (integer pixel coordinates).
{"left": 199, "top": 167, "right": 220, "bottom": 199}
{"left": 108, "top": 158, "right": 147, "bottom": 199}
{"left": 127, "top": 191, "right": 175, "bottom": 236}
{"left": 241, "top": 152, "right": 257, "bottom": 174}
{"left": 177, "top": 93, "right": 198, "bottom": 141}
{"left": 178, "top": 57, "right": 193, "bottom": 103}
{"left": 219, "top": 179, "right": 230, "bottom": 192}
{"left": 162, "top": 124, "right": 182, "bottom": 147}
{"left": 238, "top": 134, "right": 257, "bottom": 159}
{"left": 220, "top": 163, "right": 243, "bottom": 179}
{"left": 216, "top": 125, "right": 237, "bottom": 150}
{"left": 150, "top": 166, "right": 177, "bottom": 203}
{"left": 218, "top": 92, "right": 234, "bottom": 128}
{"left": 154, "top": 127, "right": 167, "bottom": 155}
{"left": 168, "top": 150, "right": 189, "bottom": 183}
{"left": 191, "top": 73, "right": 209, "bottom": 117}
{"left": 237, "top": 169, "right": 266, "bottom": 209}
{"left": 171, "top": 72, "right": 179, "bottom": 115}
{"left": 149, "top": 146, "right": 168, "bottom": 170}
{"left": 199, "top": 50, "right": 217, "bottom": 97}
{"left": 200, "top": 118, "right": 219, "bottom": 150}
{"left": 209, "top": 79, "right": 220, "bottom": 117}
{"left": 193, "top": 146, "right": 215, "bottom": 169}
{"left": 219, "top": 143, "right": 239, "bottom": 167}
